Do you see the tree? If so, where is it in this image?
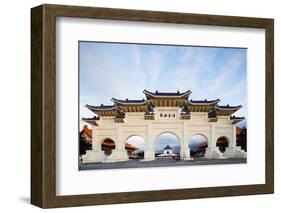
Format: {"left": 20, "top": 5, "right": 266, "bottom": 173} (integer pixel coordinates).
{"left": 237, "top": 128, "right": 247, "bottom": 151}
{"left": 79, "top": 133, "right": 89, "bottom": 156}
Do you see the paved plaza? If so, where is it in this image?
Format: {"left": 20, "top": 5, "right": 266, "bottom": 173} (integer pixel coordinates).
{"left": 79, "top": 157, "right": 246, "bottom": 170}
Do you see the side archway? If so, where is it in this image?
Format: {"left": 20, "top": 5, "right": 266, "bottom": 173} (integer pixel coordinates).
{"left": 125, "top": 135, "right": 146, "bottom": 160}
{"left": 154, "top": 132, "right": 181, "bottom": 159}
{"left": 216, "top": 136, "right": 230, "bottom": 153}
{"left": 188, "top": 134, "right": 208, "bottom": 158}
{"left": 101, "top": 138, "right": 116, "bottom": 156}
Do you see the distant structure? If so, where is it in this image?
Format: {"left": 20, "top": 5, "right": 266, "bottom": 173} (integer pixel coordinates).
{"left": 163, "top": 145, "right": 173, "bottom": 155}
{"left": 82, "top": 90, "right": 246, "bottom": 163}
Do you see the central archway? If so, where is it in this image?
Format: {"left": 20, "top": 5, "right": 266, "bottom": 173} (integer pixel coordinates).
{"left": 154, "top": 132, "right": 181, "bottom": 160}
{"left": 188, "top": 134, "right": 208, "bottom": 158}
{"left": 125, "top": 136, "right": 145, "bottom": 160}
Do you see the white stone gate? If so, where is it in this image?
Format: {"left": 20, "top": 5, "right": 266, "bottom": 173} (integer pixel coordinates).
{"left": 82, "top": 90, "right": 246, "bottom": 163}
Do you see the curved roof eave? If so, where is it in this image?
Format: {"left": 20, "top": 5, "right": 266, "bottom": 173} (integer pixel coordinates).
{"left": 143, "top": 89, "right": 192, "bottom": 98}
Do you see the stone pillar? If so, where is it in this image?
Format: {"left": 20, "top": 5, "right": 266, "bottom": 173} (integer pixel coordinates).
{"left": 180, "top": 142, "right": 185, "bottom": 159}
{"left": 82, "top": 125, "right": 106, "bottom": 163}
{"left": 107, "top": 127, "right": 128, "bottom": 162}
{"left": 223, "top": 125, "right": 246, "bottom": 158}
{"left": 92, "top": 127, "right": 101, "bottom": 151}
{"left": 116, "top": 127, "right": 125, "bottom": 151}
{"left": 182, "top": 123, "right": 191, "bottom": 160}
{"left": 205, "top": 123, "right": 223, "bottom": 159}
{"left": 231, "top": 125, "right": 236, "bottom": 147}
{"left": 144, "top": 124, "right": 155, "bottom": 161}
{"left": 210, "top": 123, "right": 215, "bottom": 148}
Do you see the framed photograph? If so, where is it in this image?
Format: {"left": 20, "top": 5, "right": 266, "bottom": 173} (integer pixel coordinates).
{"left": 31, "top": 4, "right": 274, "bottom": 208}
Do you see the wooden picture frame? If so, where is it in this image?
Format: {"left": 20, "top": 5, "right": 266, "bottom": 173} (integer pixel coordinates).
{"left": 31, "top": 4, "right": 274, "bottom": 208}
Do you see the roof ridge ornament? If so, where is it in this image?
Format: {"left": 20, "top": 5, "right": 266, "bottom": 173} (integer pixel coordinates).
{"left": 143, "top": 89, "right": 192, "bottom": 97}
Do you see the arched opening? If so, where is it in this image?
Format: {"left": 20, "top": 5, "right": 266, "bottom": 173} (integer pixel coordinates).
{"left": 125, "top": 136, "right": 145, "bottom": 160}
{"left": 155, "top": 132, "right": 181, "bottom": 160}
{"left": 188, "top": 134, "right": 208, "bottom": 158}
{"left": 216, "top": 136, "right": 229, "bottom": 153}
{"left": 101, "top": 138, "right": 116, "bottom": 156}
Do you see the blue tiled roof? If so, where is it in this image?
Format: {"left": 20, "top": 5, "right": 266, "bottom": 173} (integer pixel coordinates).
{"left": 230, "top": 116, "right": 245, "bottom": 119}
{"left": 82, "top": 116, "right": 100, "bottom": 121}
{"left": 217, "top": 105, "right": 242, "bottom": 109}
{"left": 144, "top": 89, "right": 191, "bottom": 96}
{"left": 189, "top": 99, "right": 220, "bottom": 104}
{"left": 164, "top": 145, "right": 172, "bottom": 150}
{"left": 112, "top": 98, "right": 147, "bottom": 103}
{"left": 86, "top": 104, "right": 116, "bottom": 109}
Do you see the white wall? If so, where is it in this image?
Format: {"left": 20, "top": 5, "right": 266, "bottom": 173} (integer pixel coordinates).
{"left": 0, "top": 0, "right": 279, "bottom": 211}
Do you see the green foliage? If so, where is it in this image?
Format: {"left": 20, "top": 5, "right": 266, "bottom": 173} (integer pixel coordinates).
{"left": 237, "top": 128, "right": 247, "bottom": 151}
{"left": 79, "top": 133, "right": 91, "bottom": 156}
{"left": 137, "top": 151, "right": 144, "bottom": 158}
